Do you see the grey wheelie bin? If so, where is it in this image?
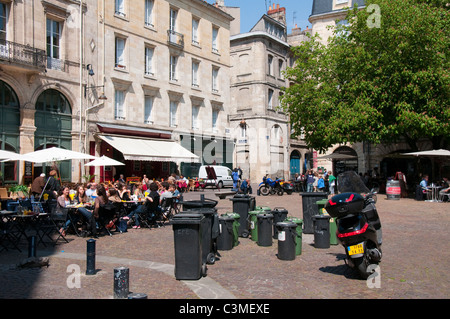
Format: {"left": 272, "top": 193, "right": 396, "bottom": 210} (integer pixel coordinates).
{"left": 312, "top": 214, "right": 331, "bottom": 249}
{"left": 286, "top": 217, "right": 303, "bottom": 256}
{"left": 276, "top": 221, "right": 298, "bottom": 261}
{"left": 217, "top": 215, "right": 234, "bottom": 251}
{"left": 172, "top": 213, "right": 206, "bottom": 280}
{"left": 229, "top": 194, "right": 254, "bottom": 238}
{"left": 257, "top": 213, "right": 273, "bottom": 247}
{"left": 196, "top": 208, "right": 220, "bottom": 265}
{"left": 271, "top": 207, "right": 289, "bottom": 239}
{"left": 299, "top": 192, "right": 328, "bottom": 234}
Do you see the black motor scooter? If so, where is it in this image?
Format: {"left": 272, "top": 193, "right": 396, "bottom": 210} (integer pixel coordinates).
{"left": 325, "top": 171, "right": 382, "bottom": 279}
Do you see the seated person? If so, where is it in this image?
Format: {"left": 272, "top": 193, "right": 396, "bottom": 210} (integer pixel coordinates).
{"left": 415, "top": 175, "right": 429, "bottom": 200}
{"left": 108, "top": 188, "right": 122, "bottom": 203}
{"left": 77, "top": 184, "right": 107, "bottom": 238}
{"left": 124, "top": 182, "right": 159, "bottom": 229}
{"left": 119, "top": 184, "right": 131, "bottom": 201}
{"left": 57, "top": 186, "right": 72, "bottom": 236}
{"left": 239, "top": 179, "right": 252, "bottom": 194}
{"left": 169, "top": 183, "right": 181, "bottom": 201}
{"left": 159, "top": 182, "right": 173, "bottom": 203}
{"left": 439, "top": 177, "right": 450, "bottom": 201}
{"left": 75, "top": 185, "right": 90, "bottom": 204}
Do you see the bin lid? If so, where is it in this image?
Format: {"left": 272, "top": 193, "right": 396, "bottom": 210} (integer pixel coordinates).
{"left": 219, "top": 215, "right": 235, "bottom": 221}
{"left": 222, "top": 212, "right": 240, "bottom": 218}
{"left": 171, "top": 213, "right": 204, "bottom": 224}
{"left": 257, "top": 213, "right": 273, "bottom": 219}
{"left": 272, "top": 207, "right": 288, "bottom": 212}
{"left": 248, "top": 210, "right": 264, "bottom": 215}
{"left": 299, "top": 192, "right": 328, "bottom": 197}
{"left": 316, "top": 199, "right": 329, "bottom": 205}
{"left": 179, "top": 198, "right": 218, "bottom": 208}
{"left": 271, "top": 208, "right": 288, "bottom": 215}
{"left": 286, "top": 217, "right": 303, "bottom": 224}
{"left": 255, "top": 206, "right": 271, "bottom": 211}
{"left": 233, "top": 194, "right": 250, "bottom": 198}
{"left": 312, "top": 214, "right": 330, "bottom": 220}
{"left": 229, "top": 197, "right": 253, "bottom": 202}
{"left": 276, "top": 221, "right": 297, "bottom": 228}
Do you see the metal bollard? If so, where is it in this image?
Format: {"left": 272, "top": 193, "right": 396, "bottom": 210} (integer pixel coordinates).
{"left": 86, "top": 239, "right": 96, "bottom": 275}
{"left": 114, "top": 267, "right": 129, "bottom": 299}
{"left": 28, "top": 236, "right": 37, "bottom": 258}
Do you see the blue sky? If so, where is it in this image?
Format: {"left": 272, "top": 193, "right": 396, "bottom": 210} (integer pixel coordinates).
{"left": 209, "top": 0, "right": 314, "bottom": 33}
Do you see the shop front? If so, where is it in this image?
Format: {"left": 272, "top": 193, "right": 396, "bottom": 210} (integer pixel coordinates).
{"left": 88, "top": 124, "right": 200, "bottom": 182}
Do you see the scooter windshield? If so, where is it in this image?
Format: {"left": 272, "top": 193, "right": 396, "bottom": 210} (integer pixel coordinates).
{"left": 337, "top": 171, "right": 370, "bottom": 194}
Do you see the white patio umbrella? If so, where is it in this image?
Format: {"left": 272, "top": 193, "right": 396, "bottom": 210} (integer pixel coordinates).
{"left": 84, "top": 155, "right": 125, "bottom": 167}
{"left": 21, "top": 147, "right": 96, "bottom": 163}
{"left": 401, "top": 149, "right": 450, "bottom": 157}
{"left": 317, "top": 153, "right": 357, "bottom": 160}
{"left": 401, "top": 149, "right": 450, "bottom": 182}
{"left": 84, "top": 155, "right": 125, "bottom": 182}
{"left": 0, "top": 150, "right": 24, "bottom": 161}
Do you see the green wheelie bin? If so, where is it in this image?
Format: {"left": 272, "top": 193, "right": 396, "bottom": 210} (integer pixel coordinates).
{"left": 249, "top": 210, "right": 264, "bottom": 242}
{"left": 286, "top": 217, "right": 303, "bottom": 255}
{"left": 222, "top": 212, "right": 240, "bottom": 247}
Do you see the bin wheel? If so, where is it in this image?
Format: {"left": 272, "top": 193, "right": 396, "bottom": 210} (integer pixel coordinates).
{"left": 241, "top": 230, "right": 249, "bottom": 238}
{"left": 207, "top": 253, "right": 216, "bottom": 265}
{"left": 201, "top": 264, "right": 208, "bottom": 277}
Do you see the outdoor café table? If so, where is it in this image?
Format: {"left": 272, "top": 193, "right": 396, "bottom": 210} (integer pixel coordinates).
{"left": 1, "top": 210, "right": 15, "bottom": 222}
{"left": 0, "top": 210, "right": 22, "bottom": 252}
{"left": 10, "top": 212, "right": 46, "bottom": 245}
{"left": 65, "top": 203, "right": 94, "bottom": 236}
{"left": 426, "top": 185, "right": 443, "bottom": 202}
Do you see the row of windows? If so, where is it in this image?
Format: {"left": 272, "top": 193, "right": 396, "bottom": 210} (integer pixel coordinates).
{"left": 114, "top": 92, "right": 219, "bottom": 131}
{"left": 115, "top": 0, "right": 221, "bottom": 52}
{"left": 115, "top": 38, "right": 221, "bottom": 92}
{"left": 40, "top": 0, "right": 222, "bottom": 71}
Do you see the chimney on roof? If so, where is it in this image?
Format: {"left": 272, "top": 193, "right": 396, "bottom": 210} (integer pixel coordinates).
{"left": 291, "top": 23, "right": 302, "bottom": 35}
{"left": 267, "top": 3, "right": 286, "bottom": 26}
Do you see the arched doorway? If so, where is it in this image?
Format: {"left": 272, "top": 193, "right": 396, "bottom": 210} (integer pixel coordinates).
{"left": 290, "top": 150, "right": 301, "bottom": 178}
{"left": 34, "top": 89, "right": 73, "bottom": 181}
{"left": 0, "top": 80, "right": 20, "bottom": 184}
{"left": 333, "top": 146, "right": 358, "bottom": 175}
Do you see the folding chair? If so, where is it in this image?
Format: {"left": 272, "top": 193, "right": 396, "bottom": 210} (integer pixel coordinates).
{"left": 136, "top": 204, "right": 155, "bottom": 229}
{"left": 98, "top": 203, "right": 117, "bottom": 236}
{"left": 39, "top": 205, "right": 70, "bottom": 245}
{"left": 0, "top": 213, "right": 22, "bottom": 252}
{"left": 439, "top": 191, "right": 450, "bottom": 202}
{"left": 112, "top": 201, "right": 127, "bottom": 218}
{"left": 160, "top": 197, "right": 175, "bottom": 224}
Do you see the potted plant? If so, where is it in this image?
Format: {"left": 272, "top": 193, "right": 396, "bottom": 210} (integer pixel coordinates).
{"left": 9, "top": 184, "right": 29, "bottom": 199}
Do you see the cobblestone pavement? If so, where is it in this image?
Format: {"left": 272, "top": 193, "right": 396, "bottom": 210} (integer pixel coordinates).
{"left": 1, "top": 186, "right": 449, "bottom": 300}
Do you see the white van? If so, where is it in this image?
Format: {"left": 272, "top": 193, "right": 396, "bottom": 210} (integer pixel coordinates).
{"left": 198, "top": 165, "right": 234, "bottom": 188}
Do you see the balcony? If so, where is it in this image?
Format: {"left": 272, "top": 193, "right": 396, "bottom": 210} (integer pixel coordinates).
{"left": 167, "top": 30, "right": 184, "bottom": 49}
{"left": 0, "top": 39, "right": 46, "bottom": 70}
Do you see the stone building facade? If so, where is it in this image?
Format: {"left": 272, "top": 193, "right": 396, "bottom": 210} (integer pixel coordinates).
{"left": 0, "top": 0, "right": 92, "bottom": 184}
{"left": 87, "top": 0, "right": 234, "bottom": 181}
{"left": 0, "top": 0, "right": 234, "bottom": 183}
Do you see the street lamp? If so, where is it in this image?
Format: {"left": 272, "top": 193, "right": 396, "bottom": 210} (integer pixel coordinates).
{"left": 84, "top": 64, "right": 107, "bottom": 100}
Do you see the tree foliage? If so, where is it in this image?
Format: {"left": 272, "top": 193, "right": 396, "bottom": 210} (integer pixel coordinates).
{"left": 281, "top": 0, "right": 450, "bottom": 152}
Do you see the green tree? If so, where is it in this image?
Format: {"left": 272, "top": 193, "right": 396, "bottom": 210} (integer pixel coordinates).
{"left": 281, "top": 0, "right": 450, "bottom": 152}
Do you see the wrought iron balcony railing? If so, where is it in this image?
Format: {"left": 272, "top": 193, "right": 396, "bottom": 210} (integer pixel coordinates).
{"left": 167, "top": 30, "right": 184, "bottom": 48}
{"left": 0, "top": 39, "right": 46, "bottom": 70}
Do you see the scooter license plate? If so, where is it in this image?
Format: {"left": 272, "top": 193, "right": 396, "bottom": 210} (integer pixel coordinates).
{"left": 347, "top": 243, "right": 364, "bottom": 256}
